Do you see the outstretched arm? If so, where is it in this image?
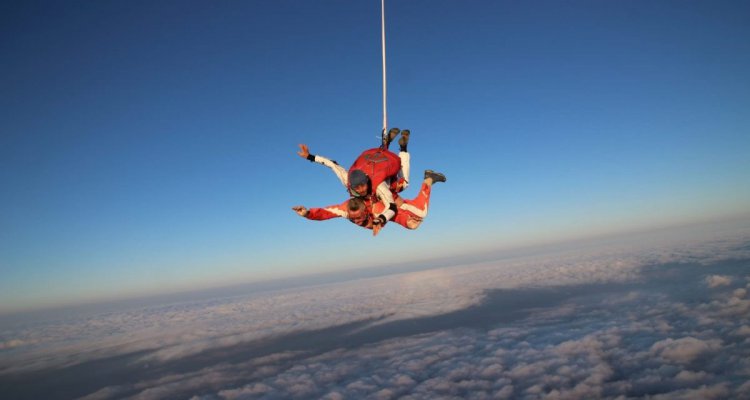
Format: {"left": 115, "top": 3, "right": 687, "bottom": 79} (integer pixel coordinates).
{"left": 297, "top": 144, "right": 349, "bottom": 187}
{"left": 292, "top": 204, "right": 348, "bottom": 221}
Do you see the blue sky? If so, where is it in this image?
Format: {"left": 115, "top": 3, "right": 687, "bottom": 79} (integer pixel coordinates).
{"left": 1, "top": 0, "right": 749, "bottom": 313}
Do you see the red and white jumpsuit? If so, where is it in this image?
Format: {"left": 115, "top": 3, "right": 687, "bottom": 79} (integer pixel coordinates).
{"left": 307, "top": 148, "right": 410, "bottom": 223}
{"left": 303, "top": 181, "right": 432, "bottom": 230}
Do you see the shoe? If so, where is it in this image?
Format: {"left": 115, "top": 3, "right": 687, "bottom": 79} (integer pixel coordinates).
{"left": 398, "top": 129, "right": 410, "bottom": 150}
{"left": 382, "top": 127, "right": 400, "bottom": 148}
{"left": 424, "top": 170, "right": 446, "bottom": 183}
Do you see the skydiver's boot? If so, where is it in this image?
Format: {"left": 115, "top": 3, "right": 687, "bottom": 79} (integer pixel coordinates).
{"left": 424, "top": 170, "right": 446, "bottom": 184}
{"left": 382, "top": 127, "right": 400, "bottom": 149}
{"left": 399, "top": 129, "right": 410, "bottom": 152}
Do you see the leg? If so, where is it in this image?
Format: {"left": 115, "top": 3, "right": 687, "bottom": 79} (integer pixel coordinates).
{"left": 397, "top": 151, "right": 410, "bottom": 192}
{"left": 395, "top": 182, "right": 432, "bottom": 230}
{"left": 395, "top": 129, "right": 411, "bottom": 192}
{"left": 395, "top": 170, "right": 445, "bottom": 230}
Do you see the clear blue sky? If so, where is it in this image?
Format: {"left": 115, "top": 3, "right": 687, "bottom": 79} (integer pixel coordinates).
{"left": 2, "top": 0, "right": 749, "bottom": 313}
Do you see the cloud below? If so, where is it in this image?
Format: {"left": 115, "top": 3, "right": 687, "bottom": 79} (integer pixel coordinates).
{"left": 2, "top": 224, "right": 750, "bottom": 399}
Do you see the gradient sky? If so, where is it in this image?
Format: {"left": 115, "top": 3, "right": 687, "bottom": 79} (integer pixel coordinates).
{"left": 2, "top": 0, "right": 749, "bottom": 313}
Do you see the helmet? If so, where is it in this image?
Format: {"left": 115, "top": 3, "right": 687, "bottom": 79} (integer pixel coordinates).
{"left": 348, "top": 169, "right": 369, "bottom": 196}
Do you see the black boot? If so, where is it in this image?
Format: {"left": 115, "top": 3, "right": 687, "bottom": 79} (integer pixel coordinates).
{"left": 399, "top": 129, "right": 410, "bottom": 152}
{"left": 382, "top": 127, "right": 400, "bottom": 149}
{"left": 424, "top": 170, "right": 446, "bottom": 183}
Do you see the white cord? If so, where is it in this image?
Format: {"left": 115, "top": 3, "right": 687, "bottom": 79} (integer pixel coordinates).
{"left": 381, "top": 0, "right": 388, "bottom": 132}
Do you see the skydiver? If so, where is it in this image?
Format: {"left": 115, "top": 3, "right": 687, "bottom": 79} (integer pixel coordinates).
{"left": 292, "top": 168, "right": 446, "bottom": 231}
{"left": 296, "top": 128, "right": 411, "bottom": 234}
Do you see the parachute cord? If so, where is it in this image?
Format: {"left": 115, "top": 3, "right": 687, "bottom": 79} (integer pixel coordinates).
{"left": 381, "top": 0, "right": 388, "bottom": 133}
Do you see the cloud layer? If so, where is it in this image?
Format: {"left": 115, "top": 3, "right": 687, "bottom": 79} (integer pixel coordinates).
{"left": 198, "top": 267, "right": 750, "bottom": 400}
{"left": 2, "top": 223, "right": 750, "bottom": 399}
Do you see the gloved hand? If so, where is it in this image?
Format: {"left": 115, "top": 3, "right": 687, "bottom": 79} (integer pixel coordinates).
{"left": 371, "top": 215, "right": 386, "bottom": 236}
{"left": 297, "top": 144, "right": 310, "bottom": 159}
{"left": 292, "top": 206, "right": 309, "bottom": 217}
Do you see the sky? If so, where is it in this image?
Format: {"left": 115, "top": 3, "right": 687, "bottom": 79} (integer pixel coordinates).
{"left": 1, "top": 0, "right": 750, "bottom": 312}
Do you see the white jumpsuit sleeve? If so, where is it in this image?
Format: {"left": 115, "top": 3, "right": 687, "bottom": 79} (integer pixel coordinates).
{"left": 311, "top": 155, "right": 349, "bottom": 187}
{"left": 375, "top": 182, "right": 397, "bottom": 222}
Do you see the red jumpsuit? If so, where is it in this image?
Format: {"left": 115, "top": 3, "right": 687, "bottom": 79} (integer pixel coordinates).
{"left": 304, "top": 182, "right": 433, "bottom": 231}
{"left": 349, "top": 148, "right": 402, "bottom": 195}
{"left": 308, "top": 149, "right": 409, "bottom": 223}
{"left": 348, "top": 148, "right": 402, "bottom": 222}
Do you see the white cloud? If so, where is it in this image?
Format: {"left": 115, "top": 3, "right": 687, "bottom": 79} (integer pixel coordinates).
{"left": 737, "top": 380, "right": 750, "bottom": 396}
{"left": 392, "top": 374, "right": 416, "bottom": 387}
{"left": 651, "top": 337, "right": 723, "bottom": 364}
{"left": 320, "top": 392, "right": 345, "bottom": 400}
{"left": 706, "top": 275, "right": 733, "bottom": 288}
{"left": 648, "top": 383, "right": 730, "bottom": 400}
{"left": 218, "top": 383, "right": 273, "bottom": 399}
{"left": 373, "top": 388, "right": 395, "bottom": 400}
{"left": 734, "top": 325, "right": 750, "bottom": 337}
{"left": 0, "top": 339, "right": 26, "bottom": 350}
{"left": 673, "top": 370, "right": 710, "bottom": 384}
{"left": 78, "top": 386, "right": 129, "bottom": 400}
